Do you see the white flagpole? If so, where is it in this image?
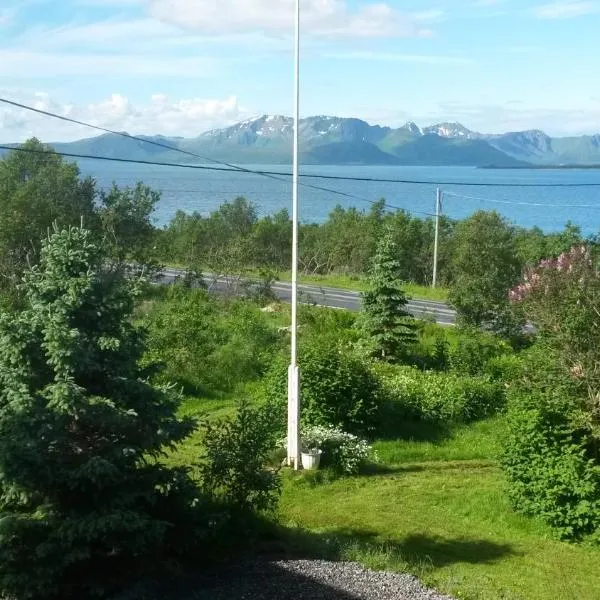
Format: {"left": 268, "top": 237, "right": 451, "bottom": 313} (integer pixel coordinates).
{"left": 287, "top": 0, "right": 301, "bottom": 469}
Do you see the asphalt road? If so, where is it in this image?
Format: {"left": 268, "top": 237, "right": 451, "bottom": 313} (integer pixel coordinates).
{"left": 159, "top": 268, "right": 457, "bottom": 326}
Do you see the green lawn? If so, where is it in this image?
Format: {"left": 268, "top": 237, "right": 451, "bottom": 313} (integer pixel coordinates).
{"left": 277, "top": 418, "right": 600, "bottom": 600}
{"left": 276, "top": 271, "right": 449, "bottom": 303}
{"left": 164, "top": 393, "right": 600, "bottom": 600}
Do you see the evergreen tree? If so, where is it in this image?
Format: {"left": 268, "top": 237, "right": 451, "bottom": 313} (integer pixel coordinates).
{"left": 361, "top": 231, "right": 416, "bottom": 361}
{"left": 0, "top": 226, "right": 197, "bottom": 599}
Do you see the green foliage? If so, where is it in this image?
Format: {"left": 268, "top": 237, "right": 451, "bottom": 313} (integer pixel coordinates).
{"left": 514, "top": 222, "right": 582, "bottom": 267}
{"left": 298, "top": 304, "right": 359, "bottom": 346}
{"left": 448, "top": 328, "right": 512, "bottom": 376}
{"left": 449, "top": 211, "right": 523, "bottom": 335}
{"left": 297, "top": 425, "right": 375, "bottom": 475}
{"left": 502, "top": 348, "right": 600, "bottom": 540}
{"left": 142, "top": 287, "right": 279, "bottom": 394}
{"left": 0, "top": 139, "right": 97, "bottom": 302}
{"left": 160, "top": 197, "right": 260, "bottom": 278}
{"left": 98, "top": 182, "right": 161, "bottom": 271}
{"left": 504, "top": 252, "right": 600, "bottom": 540}
{"left": 264, "top": 342, "right": 381, "bottom": 437}
{"left": 485, "top": 352, "right": 523, "bottom": 382}
{"left": 199, "top": 399, "right": 281, "bottom": 513}
{"left": 360, "top": 231, "right": 417, "bottom": 361}
{"left": 0, "top": 226, "right": 199, "bottom": 599}
{"left": 377, "top": 365, "right": 505, "bottom": 425}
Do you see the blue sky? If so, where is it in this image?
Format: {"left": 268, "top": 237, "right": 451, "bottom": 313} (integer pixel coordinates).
{"left": 1, "top": 0, "right": 600, "bottom": 141}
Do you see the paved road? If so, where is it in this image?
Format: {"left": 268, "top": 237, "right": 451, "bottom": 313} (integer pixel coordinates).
{"left": 159, "top": 268, "right": 457, "bottom": 326}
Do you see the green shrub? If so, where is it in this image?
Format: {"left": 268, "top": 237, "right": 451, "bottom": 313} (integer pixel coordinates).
{"left": 502, "top": 348, "right": 600, "bottom": 540}
{"left": 377, "top": 365, "right": 505, "bottom": 425}
{"left": 295, "top": 425, "right": 375, "bottom": 475}
{"left": 449, "top": 328, "right": 512, "bottom": 375}
{"left": 264, "top": 342, "right": 381, "bottom": 437}
{"left": 143, "top": 287, "right": 279, "bottom": 394}
{"left": 199, "top": 399, "right": 281, "bottom": 514}
{"left": 299, "top": 304, "right": 359, "bottom": 346}
{"left": 485, "top": 353, "right": 523, "bottom": 382}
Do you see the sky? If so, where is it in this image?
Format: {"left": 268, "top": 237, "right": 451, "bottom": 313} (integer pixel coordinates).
{"left": 1, "top": 0, "right": 600, "bottom": 142}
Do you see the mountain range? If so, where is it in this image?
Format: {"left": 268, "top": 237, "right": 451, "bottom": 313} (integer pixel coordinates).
{"left": 8, "top": 115, "right": 600, "bottom": 167}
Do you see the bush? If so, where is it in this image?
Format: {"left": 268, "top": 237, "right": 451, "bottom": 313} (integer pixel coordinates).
{"left": 377, "top": 365, "right": 505, "bottom": 425}
{"left": 503, "top": 251, "right": 600, "bottom": 540}
{"left": 449, "top": 328, "right": 512, "bottom": 376}
{"left": 143, "top": 287, "right": 279, "bottom": 394}
{"left": 298, "top": 425, "right": 375, "bottom": 475}
{"left": 485, "top": 353, "right": 523, "bottom": 382}
{"left": 199, "top": 399, "right": 281, "bottom": 514}
{"left": 263, "top": 341, "right": 381, "bottom": 437}
{"left": 502, "top": 348, "right": 600, "bottom": 540}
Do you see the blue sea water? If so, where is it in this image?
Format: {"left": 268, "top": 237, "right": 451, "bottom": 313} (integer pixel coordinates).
{"left": 77, "top": 160, "right": 600, "bottom": 235}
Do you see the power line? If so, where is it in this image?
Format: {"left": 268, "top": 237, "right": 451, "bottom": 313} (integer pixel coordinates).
{"left": 0, "top": 144, "right": 435, "bottom": 217}
{"left": 292, "top": 172, "right": 600, "bottom": 188}
{"left": 0, "top": 97, "right": 288, "bottom": 183}
{"left": 3, "top": 98, "right": 600, "bottom": 188}
{"left": 96, "top": 186, "right": 436, "bottom": 218}
{"left": 0, "top": 143, "right": 384, "bottom": 211}
{"left": 0, "top": 98, "right": 409, "bottom": 212}
{"left": 444, "top": 190, "right": 600, "bottom": 209}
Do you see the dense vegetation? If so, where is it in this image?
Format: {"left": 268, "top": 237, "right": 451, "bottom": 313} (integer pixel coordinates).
{"left": 2, "top": 140, "right": 600, "bottom": 599}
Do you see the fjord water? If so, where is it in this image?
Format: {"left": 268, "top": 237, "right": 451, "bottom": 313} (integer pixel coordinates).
{"left": 79, "top": 160, "right": 600, "bottom": 235}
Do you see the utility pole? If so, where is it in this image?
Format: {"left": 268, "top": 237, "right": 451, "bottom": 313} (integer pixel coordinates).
{"left": 432, "top": 188, "right": 442, "bottom": 288}
{"left": 287, "top": 0, "right": 301, "bottom": 470}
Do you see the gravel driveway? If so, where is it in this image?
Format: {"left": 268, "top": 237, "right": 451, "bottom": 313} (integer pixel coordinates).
{"left": 183, "top": 558, "right": 455, "bottom": 600}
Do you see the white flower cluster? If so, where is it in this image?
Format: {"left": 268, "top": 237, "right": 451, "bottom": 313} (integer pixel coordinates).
{"left": 280, "top": 425, "right": 376, "bottom": 475}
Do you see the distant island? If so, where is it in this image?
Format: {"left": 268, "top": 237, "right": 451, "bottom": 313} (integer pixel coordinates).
{"left": 5, "top": 116, "right": 600, "bottom": 168}
{"left": 481, "top": 164, "right": 600, "bottom": 170}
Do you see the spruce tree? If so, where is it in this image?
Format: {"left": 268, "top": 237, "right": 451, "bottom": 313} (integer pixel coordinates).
{"left": 0, "top": 226, "right": 197, "bottom": 599}
{"left": 361, "top": 231, "right": 416, "bottom": 361}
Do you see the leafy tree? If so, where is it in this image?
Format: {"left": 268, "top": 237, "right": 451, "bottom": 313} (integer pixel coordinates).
{"left": 515, "top": 222, "right": 583, "bottom": 267}
{"left": 252, "top": 208, "right": 292, "bottom": 271}
{"left": 0, "top": 226, "right": 197, "bottom": 599}
{"left": 449, "top": 210, "right": 523, "bottom": 335}
{"left": 98, "top": 182, "right": 161, "bottom": 273}
{"left": 0, "top": 139, "right": 97, "bottom": 302}
{"left": 361, "top": 231, "right": 416, "bottom": 361}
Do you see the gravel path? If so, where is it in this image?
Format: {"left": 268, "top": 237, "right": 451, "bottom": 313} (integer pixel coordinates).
{"left": 186, "top": 558, "right": 455, "bottom": 600}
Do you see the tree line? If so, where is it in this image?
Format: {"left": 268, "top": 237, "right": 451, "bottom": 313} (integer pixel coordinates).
{"left": 0, "top": 139, "right": 590, "bottom": 332}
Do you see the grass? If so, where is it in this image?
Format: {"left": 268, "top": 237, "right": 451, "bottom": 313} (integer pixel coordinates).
{"left": 165, "top": 391, "right": 600, "bottom": 599}
{"left": 373, "top": 417, "right": 505, "bottom": 464}
{"left": 276, "top": 418, "right": 600, "bottom": 600}
{"left": 162, "top": 262, "right": 449, "bottom": 302}
{"left": 276, "top": 271, "right": 449, "bottom": 303}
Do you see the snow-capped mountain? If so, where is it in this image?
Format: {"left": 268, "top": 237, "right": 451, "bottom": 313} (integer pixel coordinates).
{"left": 34, "top": 115, "right": 600, "bottom": 167}
{"left": 422, "top": 122, "right": 480, "bottom": 139}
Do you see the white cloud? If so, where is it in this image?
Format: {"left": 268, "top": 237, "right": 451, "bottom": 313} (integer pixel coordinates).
{"left": 0, "top": 50, "right": 218, "bottom": 78}
{"left": 16, "top": 18, "right": 180, "bottom": 48}
{"left": 534, "top": 1, "right": 600, "bottom": 19}
{"left": 472, "top": 0, "right": 506, "bottom": 6}
{"left": 147, "top": 0, "right": 432, "bottom": 38}
{"left": 411, "top": 9, "right": 446, "bottom": 22}
{"left": 325, "top": 51, "right": 473, "bottom": 65}
{"left": 0, "top": 92, "right": 247, "bottom": 142}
